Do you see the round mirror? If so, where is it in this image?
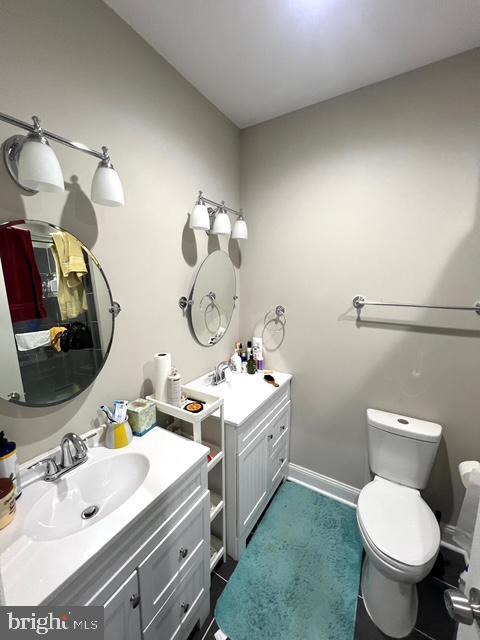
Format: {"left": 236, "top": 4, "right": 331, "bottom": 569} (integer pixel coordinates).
{"left": 0, "top": 219, "right": 117, "bottom": 407}
{"left": 190, "top": 250, "right": 236, "bottom": 346}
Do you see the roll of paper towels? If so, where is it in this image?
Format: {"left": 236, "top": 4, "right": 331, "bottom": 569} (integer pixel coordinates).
{"left": 154, "top": 353, "right": 171, "bottom": 402}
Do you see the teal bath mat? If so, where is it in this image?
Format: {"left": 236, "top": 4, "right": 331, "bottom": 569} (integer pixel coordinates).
{"left": 215, "top": 481, "right": 363, "bottom": 640}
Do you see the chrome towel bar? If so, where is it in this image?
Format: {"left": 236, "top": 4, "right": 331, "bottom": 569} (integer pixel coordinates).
{"left": 352, "top": 295, "right": 480, "bottom": 316}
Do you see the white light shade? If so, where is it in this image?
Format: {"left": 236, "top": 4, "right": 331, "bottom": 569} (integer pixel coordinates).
{"left": 91, "top": 165, "right": 125, "bottom": 207}
{"left": 190, "top": 202, "right": 210, "bottom": 230}
{"left": 212, "top": 211, "right": 231, "bottom": 235}
{"left": 232, "top": 218, "right": 248, "bottom": 240}
{"left": 18, "top": 139, "right": 64, "bottom": 193}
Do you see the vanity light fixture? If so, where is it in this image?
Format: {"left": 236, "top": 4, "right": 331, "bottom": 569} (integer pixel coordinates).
{"left": 190, "top": 190, "right": 248, "bottom": 240}
{"left": 0, "top": 111, "right": 124, "bottom": 206}
{"left": 91, "top": 146, "right": 124, "bottom": 207}
{"left": 189, "top": 191, "right": 210, "bottom": 230}
{"left": 17, "top": 116, "right": 64, "bottom": 193}
{"left": 232, "top": 215, "right": 248, "bottom": 240}
{"left": 211, "top": 204, "right": 232, "bottom": 236}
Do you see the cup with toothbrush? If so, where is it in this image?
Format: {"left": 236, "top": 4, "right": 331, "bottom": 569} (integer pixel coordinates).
{"left": 101, "top": 401, "right": 133, "bottom": 449}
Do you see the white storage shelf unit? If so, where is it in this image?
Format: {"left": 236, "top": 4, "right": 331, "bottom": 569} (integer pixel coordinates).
{"left": 147, "top": 386, "right": 227, "bottom": 572}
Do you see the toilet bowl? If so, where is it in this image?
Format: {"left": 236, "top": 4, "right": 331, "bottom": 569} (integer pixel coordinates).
{"left": 357, "top": 477, "right": 440, "bottom": 638}
{"left": 359, "top": 409, "right": 442, "bottom": 638}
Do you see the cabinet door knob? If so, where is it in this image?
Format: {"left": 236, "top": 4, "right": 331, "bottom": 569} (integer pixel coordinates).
{"left": 130, "top": 594, "right": 140, "bottom": 609}
{"left": 280, "top": 458, "right": 285, "bottom": 463}
{"left": 179, "top": 547, "right": 189, "bottom": 560}
{"left": 280, "top": 425, "right": 286, "bottom": 431}
{"left": 267, "top": 434, "right": 273, "bottom": 440}
{"left": 181, "top": 601, "right": 190, "bottom": 614}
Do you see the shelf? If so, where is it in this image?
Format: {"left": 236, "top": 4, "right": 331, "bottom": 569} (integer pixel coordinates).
{"left": 146, "top": 386, "right": 223, "bottom": 424}
{"left": 171, "top": 429, "right": 223, "bottom": 470}
{"left": 210, "top": 492, "right": 224, "bottom": 522}
{"left": 210, "top": 534, "right": 224, "bottom": 572}
{"left": 208, "top": 449, "right": 224, "bottom": 472}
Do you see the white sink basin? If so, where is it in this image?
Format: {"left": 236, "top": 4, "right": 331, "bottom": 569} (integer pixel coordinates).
{"left": 185, "top": 370, "right": 291, "bottom": 426}
{"left": 24, "top": 453, "right": 149, "bottom": 541}
{"left": 0, "top": 429, "right": 209, "bottom": 606}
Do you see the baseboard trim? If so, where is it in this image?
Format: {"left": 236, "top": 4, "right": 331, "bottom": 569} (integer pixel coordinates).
{"left": 287, "top": 462, "right": 360, "bottom": 508}
{"left": 287, "top": 462, "right": 464, "bottom": 554}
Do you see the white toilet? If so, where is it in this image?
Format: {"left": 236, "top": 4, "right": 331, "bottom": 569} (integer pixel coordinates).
{"left": 357, "top": 409, "right": 442, "bottom": 638}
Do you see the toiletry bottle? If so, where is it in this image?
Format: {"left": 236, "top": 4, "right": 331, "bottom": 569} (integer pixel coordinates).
{"left": 0, "top": 431, "right": 21, "bottom": 498}
{"left": 167, "top": 367, "right": 182, "bottom": 407}
{"left": 231, "top": 349, "right": 241, "bottom": 373}
{"left": 0, "top": 478, "right": 16, "bottom": 530}
{"left": 247, "top": 341, "right": 252, "bottom": 359}
{"left": 241, "top": 350, "right": 247, "bottom": 373}
{"left": 247, "top": 354, "right": 257, "bottom": 375}
{"left": 257, "top": 354, "right": 265, "bottom": 371}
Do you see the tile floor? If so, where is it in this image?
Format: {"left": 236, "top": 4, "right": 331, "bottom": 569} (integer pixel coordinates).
{"left": 189, "top": 522, "right": 464, "bottom": 640}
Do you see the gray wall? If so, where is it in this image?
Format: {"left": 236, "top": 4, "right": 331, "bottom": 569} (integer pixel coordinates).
{"left": 240, "top": 49, "right": 480, "bottom": 524}
{"left": 0, "top": 1, "right": 478, "bottom": 526}
{"left": 0, "top": 0, "right": 241, "bottom": 461}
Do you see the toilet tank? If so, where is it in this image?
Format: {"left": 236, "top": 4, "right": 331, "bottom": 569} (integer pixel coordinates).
{"left": 367, "top": 409, "right": 442, "bottom": 490}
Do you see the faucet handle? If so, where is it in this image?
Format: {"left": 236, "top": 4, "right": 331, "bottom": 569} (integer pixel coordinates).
{"left": 28, "top": 457, "right": 59, "bottom": 480}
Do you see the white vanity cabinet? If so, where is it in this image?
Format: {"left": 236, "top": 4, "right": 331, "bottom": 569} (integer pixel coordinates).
{"left": 104, "top": 571, "right": 142, "bottom": 640}
{"left": 93, "top": 484, "right": 210, "bottom": 640}
{"left": 35, "top": 433, "right": 211, "bottom": 640}
{"left": 226, "top": 377, "right": 291, "bottom": 560}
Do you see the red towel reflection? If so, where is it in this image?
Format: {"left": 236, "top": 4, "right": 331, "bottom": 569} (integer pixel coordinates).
{"left": 0, "top": 227, "right": 47, "bottom": 323}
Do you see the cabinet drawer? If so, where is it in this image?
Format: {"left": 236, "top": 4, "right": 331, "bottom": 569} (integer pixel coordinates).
{"left": 143, "top": 554, "right": 206, "bottom": 640}
{"left": 270, "top": 436, "right": 289, "bottom": 489}
{"left": 138, "top": 494, "right": 208, "bottom": 629}
{"left": 237, "top": 388, "right": 290, "bottom": 454}
{"left": 270, "top": 402, "right": 290, "bottom": 449}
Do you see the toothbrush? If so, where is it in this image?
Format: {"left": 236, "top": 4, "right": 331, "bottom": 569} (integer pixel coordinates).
{"left": 100, "top": 405, "right": 117, "bottom": 423}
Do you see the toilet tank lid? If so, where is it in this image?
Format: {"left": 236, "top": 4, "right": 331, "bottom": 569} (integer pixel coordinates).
{"left": 367, "top": 409, "right": 442, "bottom": 443}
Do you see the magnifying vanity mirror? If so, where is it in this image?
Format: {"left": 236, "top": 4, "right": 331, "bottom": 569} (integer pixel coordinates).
{"left": 181, "top": 250, "right": 236, "bottom": 346}
{"left": 0, "top": 219, "right": 119, "bottom": 407}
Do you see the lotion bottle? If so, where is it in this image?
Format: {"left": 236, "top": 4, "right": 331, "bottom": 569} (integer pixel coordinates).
{"left": 167, "top": 368, "right": 182, "bottom": 407}
{"left": 231, "top": 350, "right": 241, "bottom": 373}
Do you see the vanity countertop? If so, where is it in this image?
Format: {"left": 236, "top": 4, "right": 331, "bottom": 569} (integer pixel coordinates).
{"left": 0, "top": 428, "right": 208, "bottom": 606}
{"left": 185, "top": 370, "right": 292, "bottom": 427}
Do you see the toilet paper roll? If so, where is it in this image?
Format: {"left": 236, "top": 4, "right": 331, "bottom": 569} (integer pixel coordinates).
{"left": 459, "top": 460, "right": 480, "bottom": 488}
{"left": 453, "top": 464, "right": 480, "bottom": 558}
{"left": 154, "top": 352, "right": 171, "bottom": 402}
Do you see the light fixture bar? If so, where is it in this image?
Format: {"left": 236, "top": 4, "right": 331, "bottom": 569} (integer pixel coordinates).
{"left": 198, "top": 191, "right": 243, "bottom": 218}
{"left": 0, "top": 111, "right": 104, "bottom": 160}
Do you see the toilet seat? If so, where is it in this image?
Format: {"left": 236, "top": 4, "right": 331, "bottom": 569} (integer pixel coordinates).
{"left": 357, "top": 477, "right": 440, "bottom": 568}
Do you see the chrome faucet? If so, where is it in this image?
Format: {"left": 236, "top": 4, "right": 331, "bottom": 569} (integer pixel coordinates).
{"left": 210, "top": 360, "right": 235, "bottom": 386}
{"left": 61, "top": 432, "right": 87, "bottom": 467}
{"left": 28, "top": 432, "right": 88, "bottom": 482}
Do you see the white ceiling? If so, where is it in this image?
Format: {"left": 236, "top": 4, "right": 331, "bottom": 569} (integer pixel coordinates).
{"left": 105, "top": 0, "right": 480, "bottom": 128}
